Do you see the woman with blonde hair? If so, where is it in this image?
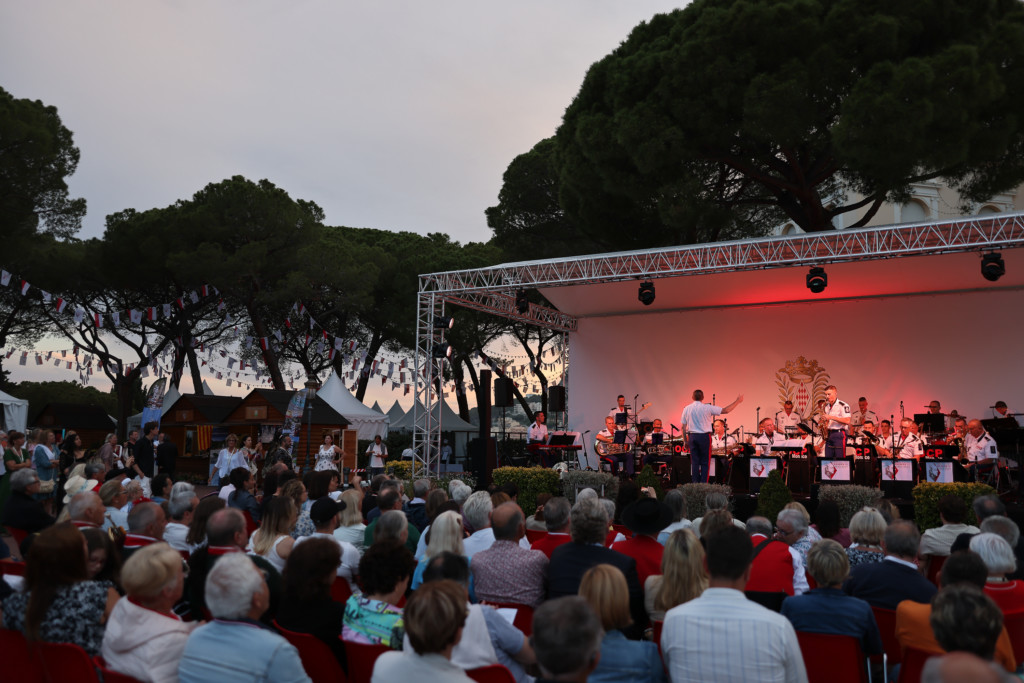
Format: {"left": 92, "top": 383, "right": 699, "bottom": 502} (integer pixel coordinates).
{"left": 411, "top": 510, "right": 466, "bottom": 590}
{"left": 101, "top": 542, "right": 197, "bottom": 682}
{"left": 280, "top": 478, "right": 315, "bottom": 538}
{"left": 247, "top": 496, "right": 297, "bottom": 573}
{"left": 334, "top": 487, "right": 367, "bottom": 553}
{"left": 846, "top": 507, "right": 887, "bottom": 568}
{"left": 579, "top": 564, "right": 666, "bottom": 683}
{"left": 645, "top": 528, "right": 707, "bottom": 621}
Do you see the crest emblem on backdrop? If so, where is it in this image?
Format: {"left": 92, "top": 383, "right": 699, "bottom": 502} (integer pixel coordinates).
{"left": 775, "top": 356, "right": 830, "bottom": 419}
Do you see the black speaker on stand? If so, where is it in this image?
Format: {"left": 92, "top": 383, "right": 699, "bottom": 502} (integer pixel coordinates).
{"left": 494, "top": 377, "right": 513, "bottom": 407}
{"left": 548, "top": 386, "right": 566, "bottom": 413}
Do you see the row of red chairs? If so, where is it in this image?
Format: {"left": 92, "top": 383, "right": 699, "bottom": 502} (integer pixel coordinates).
{"left": 0, "top": 629, "right": 144, "bottom": 683}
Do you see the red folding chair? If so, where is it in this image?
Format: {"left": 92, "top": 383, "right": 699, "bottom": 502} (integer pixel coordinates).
{"left": 611, "top": 524, "right": 633, "bottom": 540}
{"left": 5, "top": 525, "right": 29, "bottom": 546}
{"left": 467, "top": 664, "right": 516, "bottom": 683}
{"left": 486, "top": 602, "right": 535, "bottom": 636}
{"left": 871, "top": 606, "right": 902, "bottom": 666}
{"left": 343, "top": 640, "right": 390, "bottom": 683}
{"left": 652, "top": 619, "right": 664, "bottom": 657}
{"left": 898, "top": 646, "right": 938, "bottom": 683}
{"left": 925, "top": 555, "right": 946, "bottom": 588}
{"left": 1002, "top": 611, "right": 1024, "bottom": 664}
{"left": 242, "top": 510, "right": 260, "bottom": 537}
{"left": 93, "top": 655, "right": 146, "bottom": 683}
{"left": 796, "top": 631, "right": 870, "bottom": 683}
{"left": 331, "top": 575, "right": 353, "bottom": 604}
{"left": 0, "top": 558, "right": 27, "bottom": 576}
{"left": 0, "top": 628, "right": 44, "bottom": 683}
{"left": 524, "top": 528, "right": 547, "bottom": 544}
{"left": 35, "top": 641, "right": 101, "bottom": 683}
{"left": 273, "top": 621, "right": 347, "bottom": 683}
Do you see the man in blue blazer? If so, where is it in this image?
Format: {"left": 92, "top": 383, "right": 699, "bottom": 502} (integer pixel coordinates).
{"left": 548, "top": 497, "right": 646, "bottom": 638}
{"left": 843, "top": 519, "right": 937, "bottom": 609}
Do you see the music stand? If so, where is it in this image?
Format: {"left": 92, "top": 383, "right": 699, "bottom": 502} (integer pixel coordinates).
{"left": 852, "top": 444, "right": 878, "bottom": 487}
{"left": 914, "top": 413, "right": 945, "bottom": 436}
{"left": 923, "top": 445, "right": 959, "bottom": 460}
{"left": 651, "top": 433, "right": 664, "bottom": 446}
{"left": 776, "top": 446, "right": 811, "bottom": 495}
{"left": 613, "top": 429, "right": 627, "bottom": 446}
{"left": 879, "top": 459, "right": 917, "bottom": 498}
{"left": 819, "top": 457, "right": 853, "bottom": 486}
{"left": 614, "top": 412, "right": 628, "bottom": 427}
{"left": 747, "top": 456, "right": 781, "bottom": 494}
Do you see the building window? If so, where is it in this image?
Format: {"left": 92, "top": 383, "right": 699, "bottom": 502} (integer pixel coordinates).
{"left": 899, "top": 199, "right": 929, "bottom": 223}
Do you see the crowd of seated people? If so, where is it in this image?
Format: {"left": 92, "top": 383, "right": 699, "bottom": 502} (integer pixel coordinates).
{"left": 9, "top": 455, "right": 1024, "bottom": 683}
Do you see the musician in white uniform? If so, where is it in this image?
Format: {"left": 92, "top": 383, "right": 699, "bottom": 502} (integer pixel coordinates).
{"left": 777, "top": 400, "right": 801, "bottom": 436}
{"left": 642, "top": 419, "right": 672, "bottom": 468}
{"left": 876, "top": 419, "right": 896, "bottom": 455}
{"left": 754, "top": 418, "right": 786, "bottom": 457}
{"left": 710, "top": 419, "right": 737, "bottom": 453}
{"left": 527, "top": 411, "right": 548, "bottom": 444}
{"left": 893, "top": 418, "right": 921, "bottom": 459}
{"left": 965, "top": 419, "right": 999, "bottom": 465}
{"left": 927, "top": 400, "right": 955, "bottom": 433}
{"left": 993, "top": 401, "right": 1024, "bottom": 428}
{"left": 596, "top": 416, "right": 633, "bottom": 476}
{"left": 820, "top": 386, "right": 852, "bottom": 460}
{"left": 608, "top": 395, "right": 630, "bottom": 423}
{"left": 850, "top": 397, "right": 879, "bottom": 436}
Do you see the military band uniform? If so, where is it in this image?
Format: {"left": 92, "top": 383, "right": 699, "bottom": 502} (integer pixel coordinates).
{"left": 528, "top": 421, "right": 550, "bottom": 465}
{"left": 777, "top": 411, "right": 802, "bottom": 435}
{"left": 755, "top": 432, "right": 787, "bottom": 457}
{"left": 596, "top": 428, "right": 634, "bottom": 476}
{"left": 643, "top": 431, "right": 672, "bottom": 468}
{"left": 681, "top": 401, "right": 723, "bottom": 484}
{"left": 893, "top": 434, "right": 920, "bottom": 460}
{"left": 965, "top": 431, "right": 999, "bottom": 463}
{"left": 850, "top": 410, "right": 879, "bottom": 435}
{"left": 711, "top": 433, "right": 737, "bottom": 453}
{"left": 824, "top": 400, "right": 852, "bottom": 460}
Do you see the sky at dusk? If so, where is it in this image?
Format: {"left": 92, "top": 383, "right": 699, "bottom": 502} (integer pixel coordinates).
{"left": 2, "top": 1, "right": 682, "bottom": 404}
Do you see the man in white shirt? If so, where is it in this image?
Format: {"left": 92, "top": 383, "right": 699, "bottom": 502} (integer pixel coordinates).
{"left": 527, "top": 411, "right": 548, "bottom": 444}
{"left": 777, "top": 400, "right": 801, "bottom": 436}
{"left": 893, "top": 418, "right": 921, "bottom": 459}
{"left": 710, "top": 419, "right": 737, "bottom": 454}
{"left": 681, "top": 389, "right": 743, "bottom": 484}
{"left": 754, "top": 418, "right": 786, "bottom": 457}
{"left": 164, "top": 487, "right": 199, "bottom": 552}
{"left": 608, "top": 394, "right": 629, "bottom": 422}
{"left": 365, "top": 435, "right": 388, "bottom": 476}
{"left": 966, "top": 419, "right": 1000, "bottom": 483}
{"left": 819, "top": 385, "right": 852, "bottom": 460}
{"left": 876, "top": 419, "right": 896, "bottom": 455}
{"left": 662, "top": 524, "right": 807, "bottom": 683}
{"left": 993, "top": 401, "right": 1024, "bottom": 428}
{"left": 850, "top": 397, "right": 879, "bottom": 436}
{"left": 596, "top": 415, "right": 633, "bottom": 476}
{"left": 294, "top": 498, "right": 360, "bottom": 591}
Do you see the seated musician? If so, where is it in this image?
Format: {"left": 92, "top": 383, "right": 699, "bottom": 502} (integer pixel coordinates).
{"left": 993, "top": 400, "right": 1024, "bottom": 428}
{"left": 608, "top": 394, "right": 629, "bottom": 421}
{"left": 855, "top": 420, "right": 879, "bottom": 446}
{"left": 596, "top": 416, "right": 633, "bottom": 477}
{"left": 710, "top": 419, "right": 737, "bottom": 454}
{"left": 909, "top": 421, "right": 929, "bottom": 454}
{"left": 928, "top": 399, "right": 954, "bottom": 433}
{"left": 850, "top": 397, "right": 879, "bottom": 436}
{"left": 965, "top": 419, "right": 1000, "bottom": 477}
{"left": 893, "top": 418, "right": 921, "bottom": 459}
{"left": 642, "top": 419, "right": 671, "bottom": 468}
{"left": 754, "top": 418, "right": 786, "bottom": 457}
{"left": 528, "top": 411, "right": 551, "bottom": 466}
{"left": 777, "top": 400, "right": 801, "bottom": 436}
{"left": 876, "top": 420, "right": 895, "bottom": 455}
{"left": 948, "top": 417, "right": 968, "bottom": 445}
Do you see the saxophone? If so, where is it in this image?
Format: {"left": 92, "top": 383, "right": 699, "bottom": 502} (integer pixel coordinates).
{"left": 816, "top": 401, "right": 830, "bottom": 440}
{"left": 951, "top": 435, "right": 967, "bottom": 463}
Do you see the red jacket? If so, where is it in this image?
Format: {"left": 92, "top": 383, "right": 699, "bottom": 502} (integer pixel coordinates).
{"left": 746, "top": 533, "right": 794, "bottom": 595}
{"left": 531, "top": 532, "right": 572, "bottom": 559}
{"left": 611, "top": 535, "right": 664, "bottom": 586}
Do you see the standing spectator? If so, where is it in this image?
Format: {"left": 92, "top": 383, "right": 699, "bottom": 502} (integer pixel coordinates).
{"left": 471, "top": 502, "right": 548, "bottom": 607}
{"left": 531, "top": 596, "right": 603, "bottom": 683}
{"left": 133, "top": 422, "right": 159, "bottom": 493}
{"left": 843, "top": 520, "right": 937, "bottom": 609}
{"left": 156, "top": 432, "right": 178, "bottom": 477}
{"left": 366, "top": 435, "right": 388, "bottom": 478}
{"left": 645, "top": 528, "right": 706, "bottom": 621}
{"left": 95, "top": 433, "right": 121, "bottom": 472}
{"left": 178, "top": 552, "right": 309, "bottom": 683}
{"left": 580, "top": 564, "right": 667, "bottom": 683}
{"left": 661, "top": 525, "right": 807, "bottom": 683}
{"left": 314, "top": 433, "right": 343, "bottom": 473}
{"left": 213, "top": 435, "right": 241, "bottom": 487}
{"left": 1, "top": 431, "right": 31, "bottom": 515}
{"left": 32, "top": 429, "right": 58, "bottom": 515}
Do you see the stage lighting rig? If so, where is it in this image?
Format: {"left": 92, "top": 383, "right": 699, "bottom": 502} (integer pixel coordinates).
{"left": 981, "top": 252, "right": 1005, "bottom": 282}
{"left": 433, "top": 316, "right": 454, "bottom": 330}
{"left": 638, "top": 281, "right": 656, "bottom": 306}
{"left": 432, "top": 343, "right": 452, "bottom": 359}
{"left": 806, "top": 266, "right": 827, "bottom": 294}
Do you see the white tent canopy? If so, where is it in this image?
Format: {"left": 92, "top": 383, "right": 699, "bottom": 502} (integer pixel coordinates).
{"left": 370, "top": 401, "right": 385, "bottom": 415}
{"left": 318, "top": 372, "right": 389, "bottom": 440}
{"left": 391, "top": 401, "right": 477, "bottom": 433}
{"left": 0, "top": 388, "right": 29, "bottom": 433}
{"left": 386, "top": 400, "right": 407, "bottom": 425}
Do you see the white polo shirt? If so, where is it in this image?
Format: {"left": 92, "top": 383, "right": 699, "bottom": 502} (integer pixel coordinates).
{"left": 965, "top": 431, "right": 999, "bottom": 463}
{"left": 824, "top": 400, "right": 852, "bottom": 431}
{"left": 681, "top": 401, "right": 722, "bottom": 435}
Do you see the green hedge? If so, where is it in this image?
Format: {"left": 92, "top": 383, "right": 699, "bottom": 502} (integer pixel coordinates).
{"left": 755, "top": 470, "right": 793, "bottom": 523}
{"left": 560, "top": 470, "right": 619, "bottom": 504}
{"left": 385, "top": 461, "right": 413, "bottom": 482}
{"left": 635, "top": 465, "right": 665, "bottom": 500}
{"left": 912, "top": 482, "right": 996, "bottom": 531}
{"left": 679, "top": 483, "right": 733, "bottom": 521}
{"left": 818, "top": 485, "right": 884, "bottom": 527}
{"left": 491, "top": 466, "right": 562, "bottom": 516}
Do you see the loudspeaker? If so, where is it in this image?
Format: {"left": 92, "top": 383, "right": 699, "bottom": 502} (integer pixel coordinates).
{"left": 548, "top": 386, "right": 566, "bottom": 412}
{"left": 494, "top": 377, "right": 513, "bottom": 407}
{"left": 671, "top": 455, "right": 691, "bottom": 485}
{"left": 468, "top": 436, "right": 497, "bottom": 487}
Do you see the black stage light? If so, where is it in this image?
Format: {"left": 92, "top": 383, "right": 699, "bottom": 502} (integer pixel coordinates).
{"left": 434, "top": 316, "right": 454, "bottom": 330}
{"left": 515, "top": 290, "right": 529, "bottom": 314}
{"left": 638, "top": 281, "right": 656, "bottom": 306}
{"left": 806, "top": 266, "right": 828, "bottom": 294}
{"left": 981, "top": 252, "right": 1005, "bottom": 282}
{"left": 432, "top": 343, "right": 452, "bottom": 359}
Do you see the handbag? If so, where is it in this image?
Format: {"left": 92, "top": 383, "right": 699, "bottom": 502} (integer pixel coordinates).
{"left": 38, "top": 478, "right": 55, "bottom": 494}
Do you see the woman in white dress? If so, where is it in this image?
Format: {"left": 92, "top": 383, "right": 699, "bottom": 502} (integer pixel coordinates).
{"left": 247, "top": 495, "right": 297, "bottom": 573}
{"left": 213, "top": 434, "right": 241, "bottom": 486}
{"left": 314, "top": 433, "right": 342, "bottom": 473}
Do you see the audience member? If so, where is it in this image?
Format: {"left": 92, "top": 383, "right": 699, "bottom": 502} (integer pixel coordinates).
{"left": 293, "top": 497, "right": 360, "bottom": 591}
{"left": 531, "top": 596, "right": 603, "bottom": 683}
{"left": 745, "top": 515, "right": 808, "bottom": 597}
{"left": 82, "top": 526, "right": 122, "bottom": 588}
{"left": 776, "top": 508, "right": 814, "bottom": 567}
{"left": 920, "top": 652, "right": 1008, "bottom": 683}
{"left": 164, "top": 484, "right": 199, "bottom": 552}
{"left": 343, "top": 541, "right": 415, "bottom": 647}
{"left": 280, "top": 479, "right": 315, "bottom": 539}
{"left": 661, "top": 524, "right": 806, "bottom": 683}
{"left": 843, "top": 520, "right": 937, "bottom": 609}
{"left": 185, "top": 495, "right": 225, "bottom": 553}
{"left": 971, "top": 532, "right": 1024, "bottom": 614}
{"left": 149, "top": 473, "right": 172, "bottom": 503}
{"left": 248, "top": 496, "right": 297, "bottom": 573}
{"left": 122, "top": 502, "right": 168, "bottom": 561}
{"left": 367, "top": 479, "right": 402, "bottom": 523}
{"left": 179, "top": 552, "right": 310, "bottom": 682}
{"left": 846, "top": 507, "right": 887, "bottom": 568}
{"left": 99, "top": 479, "right": 129, "bottom": 532}
{"left": 612, "top": 497, "right": 669, "bottom": 586}
{"left": 406, "top": 478, "right": 431, "bottom": 532}
{"left": 698, "top": 508, "right": 735, "bottom": 540}
{"left": 645, "top": 528, "right": 706, "bottom": 621}
{"left": 334, "top": 487, "right": 367, "bottom": 554}
{"left": 973, "top": 515, "right": 1024, "bottom": 581}
{"left": 531, "top": 496, "right": 573, "bottom": 559}
{"left": 548, "top": 497, "right": 646, "bottom": 638}
{"left": 930, "top": 584, "right": 1005, "bottom": 665}
{"left": 471, "top": 502, "right": 548, "bottom": 607}
{"left": 2, "top": 468, "right": 54, "bottom": 533}
{"left": 580, "top": 563, "right": 666, "bottom": 683}
{"left": 68, "top": 490, "right": 105, "bottom": 529}
{"left": 811, "top": 500, "right": 850, "bottom": 547}
{"left": 525, "top": 492, "right": 553, "bottom": 531}
{"left": 1, "top": 523, "right": 119, "bottom": 655}
{"left": 895, "top": 550, "right": 1017, "bottom": 673}
{"left": 276, "top": 537, "right": 348, "bottom": 670}
{"left": 784, "top": 502, "right": 822, "bottom": 543}
{"left": 415, "top": 493, "right": 458, "bottom": 560}
{"left": 364, "top": 487, "right": 420, "bottom": 553}
{"left": 658, "top": 488, "right": 692, "bottom": 545}
{"left": 921, "top": 495, "right": 980, "bottom": 573}
{"left": 691, "top": 492, "right": 746, "bottom": 538}
{"left": 412, "top": 510, "right": 468, "bottom": 591}
{"left": 225, "top": 467, "right": 261, "bottom": 523}
{"left": 101, "top": 542, "right": 197, "bottom": 683}
{"left": 371, "top": 579, "right": 473, "bottom": 683}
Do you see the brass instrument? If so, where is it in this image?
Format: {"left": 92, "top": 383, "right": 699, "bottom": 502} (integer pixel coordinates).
{"left": 815, "top": 401, "right": 829, "bottom": 440}
{"left": 595, "top": 441, "right": 628, "bottom": 457}
{"left": 950, "top": 435, "right": 967, "bottom": 463}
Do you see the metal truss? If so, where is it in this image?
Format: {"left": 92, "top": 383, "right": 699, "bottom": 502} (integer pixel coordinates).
{"left": 411, "top": 292, "right": 446, "bottom": 478}
{"left": 420, "top": 212, "right": 1024, "bottom": 293}
{"left": 442, "top": 290, "right": 577, "bottom": 333}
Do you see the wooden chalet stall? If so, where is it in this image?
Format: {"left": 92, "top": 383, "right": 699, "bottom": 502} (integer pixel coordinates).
{"left": 31, "top": 403, "right": 115, "bottom": 450}
{"left": 160, "top": 394, "right": 243, "bottom": 483}
{"left": 225, "top": 389, "right": 351, "bottom": 473}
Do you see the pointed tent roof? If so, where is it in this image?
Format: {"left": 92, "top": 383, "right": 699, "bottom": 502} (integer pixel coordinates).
{"left": 390, "top": 401, "right": 477, "bottom": 433}
{"left": 201, "top": 380, "right": 215, "bottom": 395}
{"left": 370, "top": 401, "right": 384, "bottom": 414}
{"left": 386, "top": 400, "right": 406, "bottom": 424}
{"left": 0, "top": 388, "right": 29, "bottom": 432}
{"left": 317, "top": 371, "right": 389, "bottom": 439}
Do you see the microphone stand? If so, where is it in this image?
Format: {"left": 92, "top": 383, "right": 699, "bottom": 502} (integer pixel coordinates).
{"left": 581, "top": 430, "right": 592, "bottom": 471}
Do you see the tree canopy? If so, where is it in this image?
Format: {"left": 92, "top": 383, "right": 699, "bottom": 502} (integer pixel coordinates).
{"left": 550, "top": 0, "right": 1024, "bottom": 241}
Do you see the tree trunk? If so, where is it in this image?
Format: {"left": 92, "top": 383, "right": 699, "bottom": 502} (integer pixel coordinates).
{"left": 186, "top": 346, "right": 204, "bottom": 395}
{"left": 355, "top": 331, "right": 384, "bottom": 402}
{"left": 248, "top": 309, "right": 285, "bottom": 390}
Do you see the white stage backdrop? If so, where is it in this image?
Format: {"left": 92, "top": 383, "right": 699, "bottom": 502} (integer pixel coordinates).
{"left": 566, "top": 289, "right": 1023, "bottom": 439}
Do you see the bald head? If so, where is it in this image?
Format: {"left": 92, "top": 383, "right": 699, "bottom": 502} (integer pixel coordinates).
{"left": 491, "top": 502, "right": 524, "bottom": 542}
{"left": 69, "top": 491, "right": 105, "bottom": 526}
{"left": 127, "top": 501, "right": 166, "bottom": 539}
{"left": 207, "top": 508, "right": 247, "bottom": 548}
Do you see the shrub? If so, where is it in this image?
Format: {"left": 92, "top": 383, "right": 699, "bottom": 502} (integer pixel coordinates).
{"left": 818, "top": 485, "right": 884, "bottom": 527}
{"left": 430, "top": 472, "right": 477, "bottom": 495}
{"left": 679, "top": 483, "right": 733, "bottom": 521}
{"left": 491, "top": 467, "right": 561, "bottom": 516}
{"left": 634, "top": 465, "right": 665, "bottom": 500}
{"left": 560, "top": 470, "right": 619, "bottom": 504}
{"left": 755, "top": 470, "right": 793, "bottom": 523}
{"left": 912, "top": 482, "right": 996, "bottom": 531}
{"left": 386, "top": 460, "right": 413, "bottom": 482}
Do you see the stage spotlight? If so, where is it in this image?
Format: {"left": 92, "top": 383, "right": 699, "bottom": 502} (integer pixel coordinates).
{"left": 981, "top": 252, "right": 1005, "bottom": 282}
{"left": 638, "top": 281, "right": 656, "bottom": 306}
{"left": 432, "top": 343, "right": 452, "bottom": 359}
{"left": 433, "top": 316, "right": 454, "bottom": 330}
{"left": 515, "top": 290, "right": 529, "bottom": 314}
{"left": 806, "top": 266, "right": 828, "bottom": 294}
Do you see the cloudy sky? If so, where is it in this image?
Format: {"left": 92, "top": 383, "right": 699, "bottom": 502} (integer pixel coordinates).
{"left": 2, "top": 1, "right": 683, "bottom": 402}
